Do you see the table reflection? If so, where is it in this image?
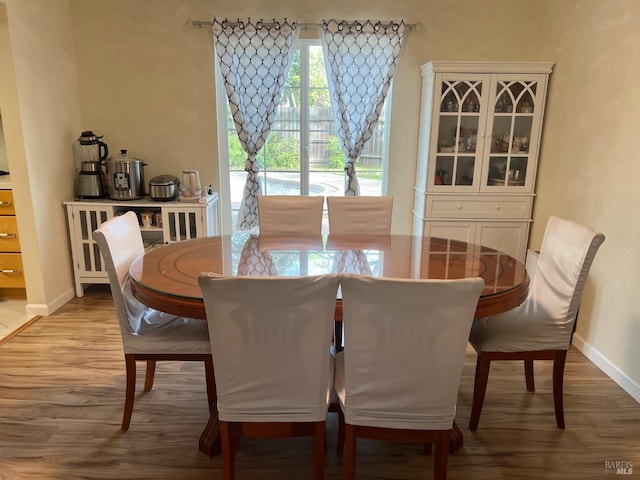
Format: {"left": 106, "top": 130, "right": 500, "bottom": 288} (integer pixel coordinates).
{"left": 129, "top": 233, "right": 527, "bottom": 317}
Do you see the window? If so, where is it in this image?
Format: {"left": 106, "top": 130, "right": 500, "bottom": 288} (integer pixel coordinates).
{"left": 217, "top": 40, "right": 390, "bottom": 233}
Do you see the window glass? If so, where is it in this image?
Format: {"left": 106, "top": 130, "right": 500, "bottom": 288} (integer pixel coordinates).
{"left": 225, "top": 41, "right": 388, "bottom": 231}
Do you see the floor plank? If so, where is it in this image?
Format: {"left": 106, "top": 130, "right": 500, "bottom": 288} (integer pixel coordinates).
{"left": 0, "top": 285, "right": 638, "bottom": 479}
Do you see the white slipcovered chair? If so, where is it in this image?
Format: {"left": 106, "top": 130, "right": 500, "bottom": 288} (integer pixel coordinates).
{"left": 468, "top": 216, "right": 605, "bottom": 430}
{"left": 326, "top": 195, "right": 393, "bottom": 351}
{"left": 93, "top": 211, "right": 216, "bottom": 431}
{"left": 257, "top": 195, "right": 324, "bottom": 235}
{"left": 335, "top": 274, "right": 484, "bottom": 480}
{"left": 198, "top": 273, "right": 340, "bottom": 480}
{"left": 326, "top": 195, "right": 393, "bottom": 235}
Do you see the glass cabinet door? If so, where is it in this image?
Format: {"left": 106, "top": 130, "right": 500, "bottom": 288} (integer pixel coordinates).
{"left": 433, "top": 77, "right": 488, "bottom": 190}
{"left": 484, "top": 77, "right": 541, "bottom": 191}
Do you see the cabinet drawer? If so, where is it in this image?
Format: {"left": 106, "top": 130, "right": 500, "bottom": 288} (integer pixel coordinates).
{"left": 0, "top": 253, "right": 25, "bottom": 288}
{"left": 0, "top": 190, "right": 15, "bottom": 215}
{"left": 427, "top": 196, "right": 532, "bottom": 219}
{"left": 0, "top": 216, "right": 20, "bottom": 252}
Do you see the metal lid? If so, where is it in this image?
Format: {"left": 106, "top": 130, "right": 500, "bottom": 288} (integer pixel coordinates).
{"left": 78, "top": 130, "right": 103, "bottom": 145}
{"left": 149, "top": 175, "right": 179, "bottom": 186}
{"left": 106, "top": 149, "right": 144, "bottom": 164}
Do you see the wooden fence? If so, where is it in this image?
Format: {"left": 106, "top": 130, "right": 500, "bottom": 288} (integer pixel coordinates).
{"left": 268, "top": 106, "right": 385, "bottom": 169}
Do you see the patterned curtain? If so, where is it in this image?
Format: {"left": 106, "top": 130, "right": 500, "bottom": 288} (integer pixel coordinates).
{"left": 236, "top": 236, "right": 277, "bottom": 276}
{"left": 332, "top": 250, "right": 372, "bottom": 275}
{"left": 321, "top": 20, "right": 405, "bottom": 195}
{"left": 212, "top": 18, "right": 299, "bottom": 230}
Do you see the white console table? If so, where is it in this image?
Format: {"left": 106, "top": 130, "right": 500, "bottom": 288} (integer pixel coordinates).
{"left": 64, "top": 194, "right": 219, "bottom": 296}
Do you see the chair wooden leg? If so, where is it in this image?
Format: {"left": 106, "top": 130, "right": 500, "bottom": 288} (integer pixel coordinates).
{"left": 220, "top": 421, "right": 235, "bottom": 480}
{"left": 204, "top": 355, "right": 217, "bottom": 414}
{"left": 525, "top": 359, "right": 535, "bottom": 392}
{"left": 336, "top": 407, "right": 345, "bottom": 455}
{"left": 553, "top": 350, "right": 568, "bottom": 429}
{"left": 344, "top": 424, "right": 357, "bottom": 480}
{"left": 312, "top": 421, "right": 326, "bottom": 480}
{"left": 469, "top": 353, "right": 491, "bottom": 431}
{"left": 122, "top": 354, "right": 136, "bottom": 431}
{"left": 433, "top": 430, "right": 449, "bottom": 480}
{"left": 143, "top": 360, "right": 156, "bottom": 392}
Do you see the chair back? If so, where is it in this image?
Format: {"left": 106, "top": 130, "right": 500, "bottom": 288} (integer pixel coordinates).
{"left": 257, "top": 195, "right": 324, "bottom": 235}
{"left": 327, "top": 195, "right": 393, "bottom": 235}
{"left": 338, "top": 274, "right": 484, "bottom": 430}
{"left": 198, "top": 274, "right": 340, "bottom": 422}
{"left": 95, "top": 213, "right": 211, "bottom": 356}
{"left": 530, "top": 216, "right": 605, "bottom": 340}
{"left": 93, "top": 211, "right": 145, "bottom": 338}
{"left": 525, "top": 248, "right": 539, "bottom": 277}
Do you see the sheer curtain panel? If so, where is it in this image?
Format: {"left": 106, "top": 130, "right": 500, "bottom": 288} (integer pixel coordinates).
{"left": 212, "top": 18, "right": 299, "bottom": 230}
{"left": 321, "top": 20, "right": 405, "bottom": 196}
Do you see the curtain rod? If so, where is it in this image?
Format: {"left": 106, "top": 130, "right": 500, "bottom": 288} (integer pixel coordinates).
{"left": 187, "top": 19, "right": 421, "bottom": 31}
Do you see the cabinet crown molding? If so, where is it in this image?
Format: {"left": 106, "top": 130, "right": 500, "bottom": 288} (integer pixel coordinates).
{"left": 421, "top": 61, "right": 554, "bottom": 75}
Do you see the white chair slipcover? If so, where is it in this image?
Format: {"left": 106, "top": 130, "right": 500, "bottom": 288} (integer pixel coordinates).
{"left": 326, "top": 195, "right": 393, "bottom": 355}
{"left": 257, "top": 195, "right": 324, "bottom": 235}
{"left": 468, "top": 215, "right": 605, "bottom": 430}
{"left": 198, "top": 273, "right": 340, "bottom": 479}
{"left": 199, "top": 274, "right": 339, "bottom": 421}
{"left": 335, "top": 273, "right": 483, "bottom": 480}
{"left": 469, "top": 216, "right": 605, "bottom": 352}
{"left": 327, "top": 195, "right": 393, "bottom": 235}
{"left": 93, "top": 211, "right": 215, "bottom": 431}
{"left": 525, "top": 247, "right": 539, "bottom": 277}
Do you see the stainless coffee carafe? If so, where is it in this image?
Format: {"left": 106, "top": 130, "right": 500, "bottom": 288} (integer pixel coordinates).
{"left": 76, "top": 160, "right": 107, "bottom": 199}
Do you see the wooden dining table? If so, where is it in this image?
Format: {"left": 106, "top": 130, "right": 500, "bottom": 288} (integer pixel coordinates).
{"left": 128, "top": 233, "right": 529, "bottom": 456}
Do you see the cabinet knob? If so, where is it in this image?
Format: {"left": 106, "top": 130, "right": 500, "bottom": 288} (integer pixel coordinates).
{"left": 0, "top": 201, "right": 12, "bottom": 206}
{"left": 0, "top": 233, "right": 16, "bottom": 238}
{"left": 495, "top": 204, "right": 501, "bottom": 210}
{"left": 0, "top": 269, "right": 21, "bottom": 274}
{"left": 456, "top": 204, "right": 462, "bottom": 210}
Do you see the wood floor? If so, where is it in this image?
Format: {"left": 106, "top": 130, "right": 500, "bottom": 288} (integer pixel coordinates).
{"left": 0, "top": 285, "right": 638, "bottom": 480}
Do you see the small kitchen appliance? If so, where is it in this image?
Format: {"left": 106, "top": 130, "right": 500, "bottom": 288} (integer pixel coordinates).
{"left": 105, "top": 149, "right": 147, "bottom": 200}
{"left": 179, "top": 169, "right": 202, "bottom": 201}
{"left": 149, "top": 175, "right": 180, "bottom": 201}
{"left": 76, "top": 161, "right": 107, "bottom": 199}
{"left": 76, "top": 130, "right": 109, "bottom": 164}
{"left": 74, "top": 130, "right": 109, "bottom": 199}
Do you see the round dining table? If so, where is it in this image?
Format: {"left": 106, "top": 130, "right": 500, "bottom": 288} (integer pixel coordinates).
{"left": 128, "top": 233, "right": 529, "bottom": 456}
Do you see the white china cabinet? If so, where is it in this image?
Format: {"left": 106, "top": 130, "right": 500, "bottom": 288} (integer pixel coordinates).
{"left": 412, "top": 61, "right": 553, "bottom": 262}
{"left": 65, "top": 194, "right": 219, "bottom": 296}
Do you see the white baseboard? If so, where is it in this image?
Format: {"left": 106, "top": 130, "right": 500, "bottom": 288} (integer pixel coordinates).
{"left": 26, "top": 287, "right": 75, "bottom": 317}
{"left": 572, "top": 333, "right": 640, "bottom": 404}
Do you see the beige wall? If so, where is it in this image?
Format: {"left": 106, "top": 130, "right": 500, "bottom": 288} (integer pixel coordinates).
{"left": 67, "top": 0, "right": 544, "bottom": 227}
{"left": 2, "top": 0, "right": 638, "bottom": 399}
{"left": 0, "top": 0, "right": 82, "bottom": 314}
{"left": 532, "top": 0, "right": 640, "bottom": 397}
